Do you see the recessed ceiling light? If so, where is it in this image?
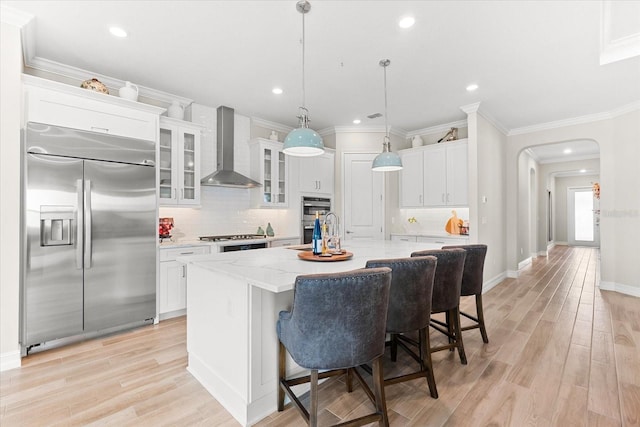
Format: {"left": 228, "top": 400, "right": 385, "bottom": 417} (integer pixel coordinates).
{"left": 353, "top": 119, "right": 361, "bottom": 124}
{"left": 272, "top": 87, "right": 283, "bottom": 95}
{"left": 109, "top": 27, "right": 128, "bottom": 38}
{"left": 580, "top": 169, "right": 587, "bottom": 173}
{"left": 466, "top": 84, "right": 479, "bottom": 92}
{"left": 398, "top": 16, "right": 415, "bottom": 29}
{"left": 563, "top": 148, "right": 572, "bottom": 154}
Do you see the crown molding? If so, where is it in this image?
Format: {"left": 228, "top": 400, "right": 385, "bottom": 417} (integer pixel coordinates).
{"left": 508, "top": 101, "right": 640, "bottom": 136}
{"left": 600, "top": 0, "right": 640, "bottom": 65}
{"left": 460, "top": 102, "right": 481, "bottom": 114}
{"left": 328, "top": 125, "right": 407, "bottom": 138}
{"left": 476, "top": 109, "right": 510, "bottom": 135}
{"left": 0, "top": 4, "right": 33, "bottom": 27}
{"left": 250, "top": 117, "right": 293, "bottom": 133}
{"left": 25, "top": 57, "right": 193, "bottom": 108}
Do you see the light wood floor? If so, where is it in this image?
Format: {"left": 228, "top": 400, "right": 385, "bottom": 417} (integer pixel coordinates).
{"left": 1, "top": 246, "right": 638, "bottom": 426}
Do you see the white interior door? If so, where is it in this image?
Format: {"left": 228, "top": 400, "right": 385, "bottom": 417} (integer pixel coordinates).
{"left": 343, "top": 153, "right": 384, "bottom": 241}
{"left": 567, "top": 187, "right": 599, "bottom": 247}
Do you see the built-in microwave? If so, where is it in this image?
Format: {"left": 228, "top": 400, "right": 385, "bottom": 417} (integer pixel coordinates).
{"left": 301, "top": 196, "right": 331, "bottom": 244}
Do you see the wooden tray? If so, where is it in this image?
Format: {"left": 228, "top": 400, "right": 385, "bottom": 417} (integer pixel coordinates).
{"left": 297, "top": 251, "right": 353, "bottom": 262}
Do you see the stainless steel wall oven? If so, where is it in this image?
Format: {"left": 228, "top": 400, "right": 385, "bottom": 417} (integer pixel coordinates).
{"left": 301, "top": 196, "right": 331, "bottom": 244}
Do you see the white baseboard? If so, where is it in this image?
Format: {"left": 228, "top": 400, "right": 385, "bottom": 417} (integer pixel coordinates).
{"left": 547, "top": 241, "right": 556, "bottom": 250}
{"left": 599, "top": 281, "right": 640, "bottom": 298}
{"left": 518, "top": 257, "right": 532, "bottom": 270}
{"left": 537, "top": 250, "right": 548, "bottom": 257}
{"left": 483, "top": 272, "right": 507, "bottom": 293}
{"left": 555, "top": 241, "right": 568, "bottom": 246}
{"left": 507, "top": 270, "right": 519, "bottom": 278}
{"left": 1, "top": 350, "right": 21, "bottom": 372}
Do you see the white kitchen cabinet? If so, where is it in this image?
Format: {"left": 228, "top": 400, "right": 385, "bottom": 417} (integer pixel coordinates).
{"left": 269, "top": 237, "right": 301, "bottom": 248}
{"left": 416, "top": 235, "right": 469, "bottom": 245}
{"left": 23, "top": 74, "right": 163, "bottom": 142}
{"left": 391, "top": 234, "right": 418, "bottom": 243}
{"left": 249, "top": 138, "right": 288, "bottom": 207}
{"left": 159, "top": 245, "right": 210, "bottom": 319}
{"left": 159, "top": 117, "right": 203, "bottom": 206}
{"left": 399, "top": 139, "right": 468, "bottom": 208}
{"left": 296, "top": 150, "right": 335, "bottom": 196}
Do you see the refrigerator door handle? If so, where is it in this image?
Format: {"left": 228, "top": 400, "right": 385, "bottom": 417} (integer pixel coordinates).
{"left": 84, "top": 179, "right": 92, "bottom": 269}
{"left": 76, "top": 179, "right": 84, "bottom": 269}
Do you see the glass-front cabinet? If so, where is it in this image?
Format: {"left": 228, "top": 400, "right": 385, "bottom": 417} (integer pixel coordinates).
{"left": 249, "top": 138, "right": 288, "bottom": 208}
{"left": 158, "top": 117, "right": 203, "bottom": 206}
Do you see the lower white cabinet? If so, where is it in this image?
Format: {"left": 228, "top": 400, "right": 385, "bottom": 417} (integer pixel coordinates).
{"left": 391, "top": 234, "right": 469, "bottom": 245}
{"left": 159, "top": 245, "right": 210, "bottom": 319}
{"left": 269, "top": 237, "right": 301, "bottom": 248}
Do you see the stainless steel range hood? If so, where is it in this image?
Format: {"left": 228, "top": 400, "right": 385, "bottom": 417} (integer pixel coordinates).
{"left": 200, "top": 106, "right": 261, "bottom": 188}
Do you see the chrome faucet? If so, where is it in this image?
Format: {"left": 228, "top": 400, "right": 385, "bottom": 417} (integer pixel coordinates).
{"left": 323, "top": 212, "right": 341, "bottom": 251}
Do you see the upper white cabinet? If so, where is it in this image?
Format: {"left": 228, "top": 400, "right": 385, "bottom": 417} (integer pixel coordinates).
{"left": 159, "top": 117, "right": 203, "bottom": 206}
{"left": 249, "top": 138, "right": 288, "bottom": 208}
{"left": 296, "top": 150, "right": 335, "bottom": 196}
{"left": 23, "top": 74, "right": 163, "bottom": 142}
{"left": 400, "top": 139, "right": 468, "bottom": 208}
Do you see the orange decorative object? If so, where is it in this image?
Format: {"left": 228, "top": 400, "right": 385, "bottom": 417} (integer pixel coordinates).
{"left": 592, "top": 182, "right": 600, "bottom": 199}
{"left": 445, "top": 210, "right": 462, "bottom": 235}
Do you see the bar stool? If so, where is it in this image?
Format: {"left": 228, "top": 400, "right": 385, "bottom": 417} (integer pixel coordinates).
{"left": 365, "top": 256, "right": 439, "bottom": 398}
{"left": 277, "top": 267, "right": 392, "bottom": 427}
{"left": 410, "top": 248, "right": 468, "bottom": 365}
{"left": 442, "top": 244, "right": 489, "bottom": 343}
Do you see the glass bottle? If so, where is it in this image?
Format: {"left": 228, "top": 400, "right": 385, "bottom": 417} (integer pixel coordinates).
{"left": 312, "top": 211, "right": 322, "bottom": 255}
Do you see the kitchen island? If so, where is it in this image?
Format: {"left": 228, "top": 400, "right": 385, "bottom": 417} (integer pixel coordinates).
{"left": 178, "top": 239, "right": 441, "bottom": 426}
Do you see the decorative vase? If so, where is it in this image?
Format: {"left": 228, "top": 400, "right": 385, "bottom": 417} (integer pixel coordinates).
{"left": 266, "top": 223, "right": 275, "bottom": 237}
{"left": 411, "top": 135, "right": 423, "bottom": 148}
{"left": 167, "top": 101, "right": 184, "bottom": 120}
{"left": 118, "top": 81, "right": 139, "bottom": 101}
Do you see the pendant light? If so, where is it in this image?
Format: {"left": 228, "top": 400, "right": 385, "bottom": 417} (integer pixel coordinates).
{"left": 283, "top": 0, "right": 324, "bottom": 157}
{"left": 372, "top": 59, "right": 403, "bottom": 172}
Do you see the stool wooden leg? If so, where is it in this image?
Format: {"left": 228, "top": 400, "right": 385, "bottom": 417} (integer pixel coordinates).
{"left": 310, "top": 369, "right": 319, "bottom": 427}
{"left": 278, "top": 341, "right": 286, "bottom": 411}
{"left": 371, "top": 357, "right": 389, "bottom": 427}
{"left": 453, "top": 307, "right": 467, "bottom": 365}
{"left": 476, "top": 294, "right": 489, "bottom": 343}
{"left": 446, "top": 311, "right": 454, "bottom": 350}
{"left": 420, "top": 327, "right": 438, "bottom": 399}
{"left": 346, "top": 367, "right": 353, "bottom": 392}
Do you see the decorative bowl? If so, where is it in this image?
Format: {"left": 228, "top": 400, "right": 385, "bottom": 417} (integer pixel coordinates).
{"left": 80, "top": 78, "right": 109, "bottom": 94}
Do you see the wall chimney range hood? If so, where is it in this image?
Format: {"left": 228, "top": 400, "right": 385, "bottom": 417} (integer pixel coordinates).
{"left": 200, "top": 106, "right": 261, "bottom": 188}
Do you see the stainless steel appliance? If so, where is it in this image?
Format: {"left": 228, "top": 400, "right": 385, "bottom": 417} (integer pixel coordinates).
{"left": 301, "top": 197, "right": 331, "bottom": 244}
{"left": 199, "top": 234, "right": 268, "bottom": 252}
{"left": 21, "top": 122, "right": 157, "bottom": 354}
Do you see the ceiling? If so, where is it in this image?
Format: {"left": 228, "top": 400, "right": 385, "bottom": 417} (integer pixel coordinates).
{"left": 4, "top": 1, "right": 640, "bottom": 135}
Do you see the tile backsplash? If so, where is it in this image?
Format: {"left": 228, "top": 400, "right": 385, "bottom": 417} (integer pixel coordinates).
{"left": 393, "top": 207, "right": 470, "bottom": 234}
{"left": 159, "top": 186, "right": 299, "bottom": 240}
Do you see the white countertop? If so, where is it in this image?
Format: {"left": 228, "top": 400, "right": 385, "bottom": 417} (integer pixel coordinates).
{"left": 177, "top": 239, "right": 441, "bottom": 293}
{"left": 391, "top": 232, "right": 469, "bottom": 239}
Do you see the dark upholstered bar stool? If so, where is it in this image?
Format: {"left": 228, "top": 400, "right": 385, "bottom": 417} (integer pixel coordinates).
{"left": 442, "top": 244, "right": 489, "bottom": 343}
{"left": 410, "top": 248, "right": 468, "bottom": 365}
{"left": 277, "top": 268, "right": 392, "bottom": 427}
{"left": 365, "top": 256, "right": 439, "bottom": 398}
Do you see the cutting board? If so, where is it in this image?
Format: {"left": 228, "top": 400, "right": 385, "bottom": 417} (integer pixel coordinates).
{"left": 297, "top": 251, "right": 353, "bottom": 262}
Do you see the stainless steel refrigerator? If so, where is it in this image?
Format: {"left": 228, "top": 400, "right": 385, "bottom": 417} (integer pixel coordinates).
{"left": 21, "top": 122, "right": 157, "bottom": 354}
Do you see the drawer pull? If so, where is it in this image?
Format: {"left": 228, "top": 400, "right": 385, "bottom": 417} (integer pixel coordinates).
{"left": 90, "top": 126, "right": 109, "bottom": 133}
{"left": 179, "top": 251, "right": 194, "bottom": 255}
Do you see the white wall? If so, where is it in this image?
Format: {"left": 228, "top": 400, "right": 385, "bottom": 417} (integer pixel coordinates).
{"left": 1, "top": 16, "right": 24, "bottom": 370}
{"left": 474, "top": 113, "right": 507, "bottom": 283}
{"left": 507, "top": 109, "right": 640, "bottom": 295}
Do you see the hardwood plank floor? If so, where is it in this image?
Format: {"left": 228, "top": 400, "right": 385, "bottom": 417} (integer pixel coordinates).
{"left": 1, "top": 246, "right": 638, "bottom": 426}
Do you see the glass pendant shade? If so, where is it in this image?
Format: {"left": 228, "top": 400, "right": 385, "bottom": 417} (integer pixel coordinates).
{"left": 283, "top": 127, "right": 324, "bottom": 156}
{"left": 372, "top": 139, "right": 403, "bottom": 171}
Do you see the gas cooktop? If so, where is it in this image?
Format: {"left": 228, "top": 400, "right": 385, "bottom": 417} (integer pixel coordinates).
{"left": 198, "top": 234, "right": 266, "bottom": 242}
